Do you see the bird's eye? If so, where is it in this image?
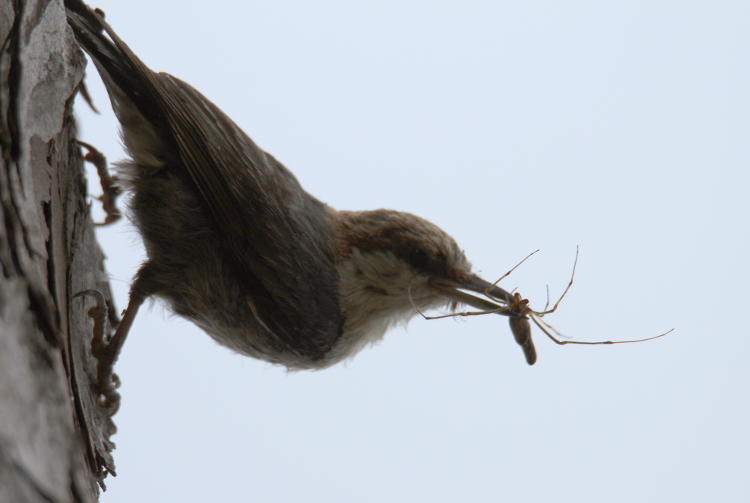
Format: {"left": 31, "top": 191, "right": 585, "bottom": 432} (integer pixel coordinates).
{"left": 408, "top": 247, "right": 429, "bottom": 269}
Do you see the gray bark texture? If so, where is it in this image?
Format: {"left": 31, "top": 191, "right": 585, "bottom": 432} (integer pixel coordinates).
{"left": 1, "top": 0, "right": 118, "bottom": 501}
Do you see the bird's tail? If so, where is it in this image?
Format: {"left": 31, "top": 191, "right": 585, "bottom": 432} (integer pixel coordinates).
{"left": 65, "top": 0, "right": 171, "bottom": 165}
{"left": 65, "top": 0, "right": 164, "bottom": 127}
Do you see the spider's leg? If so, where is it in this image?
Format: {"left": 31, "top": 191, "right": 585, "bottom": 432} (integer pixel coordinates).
{"left": 484, "top": 249, "right": 539, "bottom": 299}
{"left": 535, "top": 246, "right": 578, "bottom": 316}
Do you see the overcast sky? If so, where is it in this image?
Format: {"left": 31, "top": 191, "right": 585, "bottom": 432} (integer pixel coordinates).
{"left": 74, "top": 1, "right": 749, "bottom": 501}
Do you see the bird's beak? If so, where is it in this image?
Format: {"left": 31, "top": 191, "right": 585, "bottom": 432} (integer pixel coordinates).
{"left": 433, "top": 275, "right": 538, "bottom": 365}
{"left": 434, "top": 274, "right": 515, "bottom": 316}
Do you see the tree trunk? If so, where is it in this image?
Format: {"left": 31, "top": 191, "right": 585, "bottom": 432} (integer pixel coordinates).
{"left": 1, "top": 0, "right": 117, "bottom": 500}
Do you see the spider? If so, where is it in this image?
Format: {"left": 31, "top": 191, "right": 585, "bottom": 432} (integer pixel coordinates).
{"left": 413, "top": 248, "right": 673, "bottom": 365}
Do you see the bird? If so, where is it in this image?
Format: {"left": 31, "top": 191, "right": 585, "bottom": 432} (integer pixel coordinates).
{"left": 65, "top": 0, "right": 535, "bottom": 409}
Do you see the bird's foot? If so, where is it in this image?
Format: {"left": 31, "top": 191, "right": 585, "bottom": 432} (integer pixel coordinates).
{"left": 74, "top": 289, "right": 122, "bottom": 415}
{"left": 77, "top": 140, "right": 122, "bottom": 226}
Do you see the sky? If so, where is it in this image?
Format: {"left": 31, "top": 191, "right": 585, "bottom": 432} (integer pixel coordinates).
{"left": 73, "top": 1, "right": 750, "bottom": 502}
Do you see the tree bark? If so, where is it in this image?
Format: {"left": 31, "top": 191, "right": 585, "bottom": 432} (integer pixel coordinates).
{"left": 1, "top": 0, "right": 117, "bottom": 500}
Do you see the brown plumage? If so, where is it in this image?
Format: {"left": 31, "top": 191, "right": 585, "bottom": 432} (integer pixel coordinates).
{"left": 65, "top": 0, "right": 532, "bottom": 408}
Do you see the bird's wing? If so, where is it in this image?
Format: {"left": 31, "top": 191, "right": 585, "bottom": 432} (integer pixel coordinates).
{"left": 155, "top": 75, "right": 344, "bottom": 359}
{"left": 66, "top": 1, "right": 344, "bottom": 360}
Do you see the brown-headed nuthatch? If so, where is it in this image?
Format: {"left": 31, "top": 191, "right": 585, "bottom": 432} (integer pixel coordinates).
{"left": 67, "top": 0, "right": 550, "bottom": 410}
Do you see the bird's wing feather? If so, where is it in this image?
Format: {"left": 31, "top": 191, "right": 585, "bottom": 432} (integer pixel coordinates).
{"left": 66, "top": 1, "right": 344, "bottom": 359}
{"left": 154, "top": 75, "right": 344, "bottom": 359}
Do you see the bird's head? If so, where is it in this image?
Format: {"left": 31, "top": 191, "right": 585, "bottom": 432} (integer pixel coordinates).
{"left": 331, "top": 209, "right": 513, "bottom": 344}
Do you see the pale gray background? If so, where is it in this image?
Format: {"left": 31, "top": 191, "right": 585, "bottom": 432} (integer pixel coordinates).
{"left": 74, "top": 1, "right": 749, "bottom": 502}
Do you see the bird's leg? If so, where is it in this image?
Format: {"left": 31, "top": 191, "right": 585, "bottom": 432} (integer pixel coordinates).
{"left": 77, "top": 140, "right": 122, "bottom": 226}
{"left": 75, "top": 277, "right": 149, "bottom": 415}
{"left": 96, "top": 290, "right": 145, "bottom": 413}
{"left": 74, "top": 289, "right": 112, "bottom": 358}
{"left": 75, "top": 289, "right": 121, "bottom": 414}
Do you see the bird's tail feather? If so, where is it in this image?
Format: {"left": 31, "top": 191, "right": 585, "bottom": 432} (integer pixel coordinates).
{"left": 65, "top": 0, "right": 172, "bottom": 165}
{"left": 65, "top": 0, "right": 164, "bottom": 127}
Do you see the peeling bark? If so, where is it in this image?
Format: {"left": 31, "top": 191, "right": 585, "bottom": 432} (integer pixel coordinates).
{"left": 1, "top": 0, "right": 118, "bottom": 500}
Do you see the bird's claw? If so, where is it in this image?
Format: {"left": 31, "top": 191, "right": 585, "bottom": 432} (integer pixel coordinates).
{"left": 75, "top": 289, "right": 122, "bottom": 415}
{"left": 76, "top": 141, "right": 122, "bottom": 226}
